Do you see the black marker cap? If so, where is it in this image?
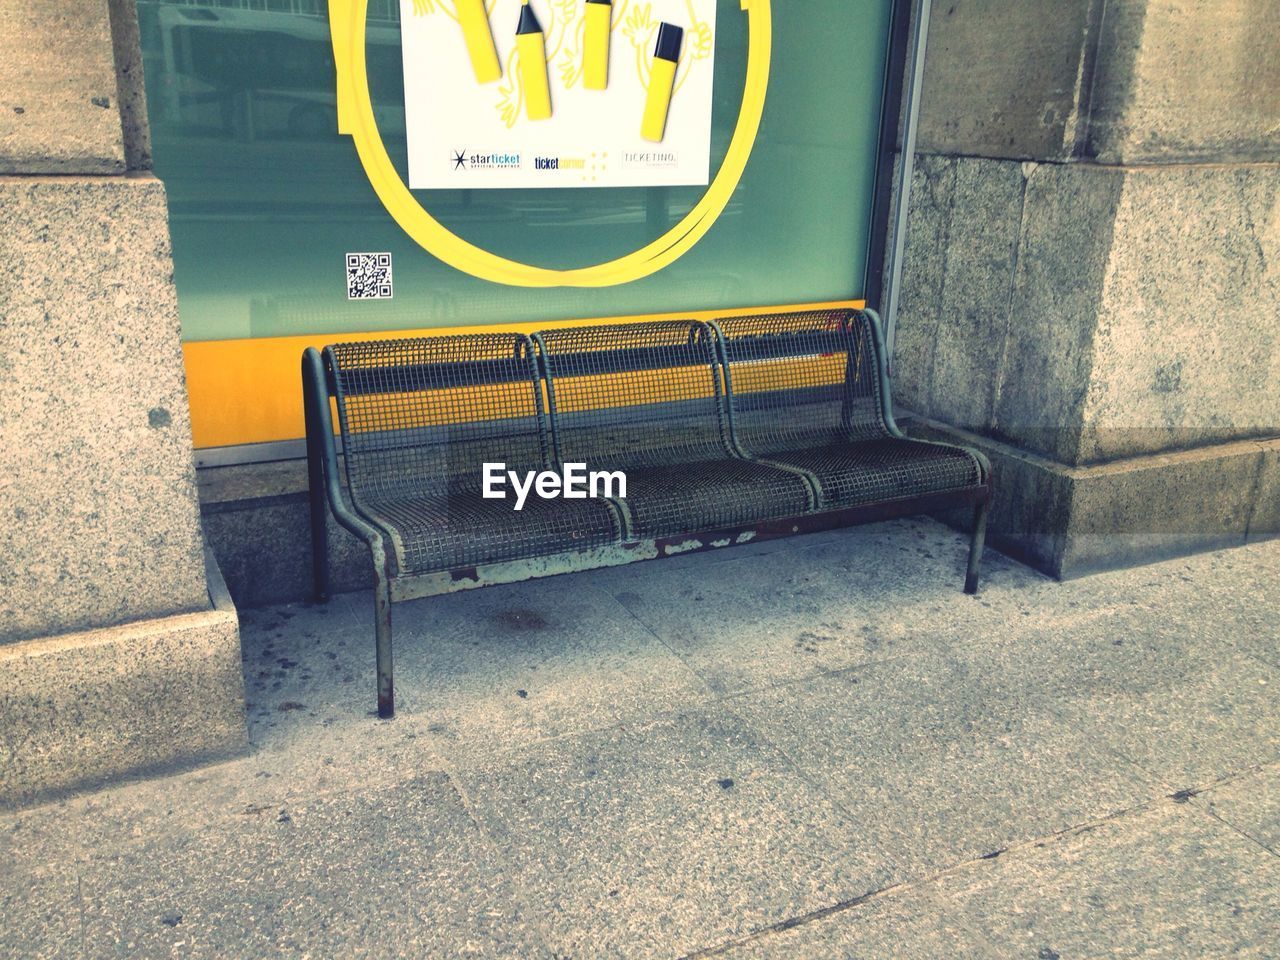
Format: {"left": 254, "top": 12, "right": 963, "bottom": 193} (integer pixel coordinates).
{"left": 586, "top": 0, "right": 612, "bottom": 5}
{"left": 654, "top": 22, "right": 683, "bottom": 63}
{"left": 517, "top": 2, "right": 542, "bottom": 34}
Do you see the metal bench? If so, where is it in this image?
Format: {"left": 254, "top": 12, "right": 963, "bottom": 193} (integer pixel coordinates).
{"left": 303, "top": 308, "right": 991, "bottom": 718}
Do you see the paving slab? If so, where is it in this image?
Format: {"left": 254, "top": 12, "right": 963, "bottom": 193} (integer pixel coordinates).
{"left": 0, "top": 868, "right": 81, "bottom": 960}
{"left": 916, "top": 532, "right": 1280, "bottom": 667}
{"left": 2, "top": 712, "right": 453, "bottom": 881}
{"left": 453, "top": 705, "right": 897, "bottom": 958}
{"left": 3, "top": 596, "right": 448, "bottom": 881}
{"left": 238, "top": 594, "right": 384, "bottom": 737}
{"left": 946, "top": 608, "right": 1280, "bottom": 790}
{"left": 596, "top": 518, "right": 1037, "bottom": 697}
{"left": 725, "top": 652, "right": 1159, "bottom": 882}
{"left": 726, "top": 797, "right": 1280, "bottom": 960}
{"left": 67, "top": 772, "right": 547, "bottom": 959}
{"left": 1012, "top": 538, "right": 1280, "bottom": 672}
{"left": 3, "top": 522, "right": 1279, "bottom": 959}
{"left": 235, "top": 595, "right": 453, "bottom": 801}
{"left": 714, "top": 885, "right": 997, "bottom": 959}
{"left": 375, "top": 577, "right": 710, "bottom": 764}
{"left": 935, "top": 801, "right": 1280, "bottom": 959}
{"left": 1196, "top": 763, "right": 1280, "bottom": 856}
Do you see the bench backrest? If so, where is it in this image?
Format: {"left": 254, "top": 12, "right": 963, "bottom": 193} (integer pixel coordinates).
{"left": 715, "top": 309, "right": 889, "bottom": 456}
{"left": 533, "top": 321, "right": 731, "bottom": 469}
{"left": 325, "top": 334, "right": 547, "bottom": 503}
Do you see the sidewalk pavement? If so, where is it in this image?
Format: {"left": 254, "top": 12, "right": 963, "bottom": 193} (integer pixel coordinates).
{"left": 3, "top": 518, "right": 1277, "bottom": 958}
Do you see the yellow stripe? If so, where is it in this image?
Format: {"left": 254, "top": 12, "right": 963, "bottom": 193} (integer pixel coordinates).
{"left": 183, "top": 299, "right": 863, "bottom": 448}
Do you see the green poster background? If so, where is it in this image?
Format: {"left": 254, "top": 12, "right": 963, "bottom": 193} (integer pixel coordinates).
{"left": 137, "top": 0, "right": 893, "bottom": 342}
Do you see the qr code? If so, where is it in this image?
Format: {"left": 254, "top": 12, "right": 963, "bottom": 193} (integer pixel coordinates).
{"left": 346, "top": 252, "right": 393, "bottom": 300}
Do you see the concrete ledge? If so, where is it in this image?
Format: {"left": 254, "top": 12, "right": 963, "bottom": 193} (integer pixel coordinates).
{"left": 199, "top": 459, "right": 371, "bottom": 608}
{"left": 0, "top": 550, "right": 248, "bottom": 810}
{"left": 906, "top": 415, "right": 1280, "bottom": 579}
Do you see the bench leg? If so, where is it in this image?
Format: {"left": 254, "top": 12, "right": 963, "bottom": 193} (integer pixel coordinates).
{"left": 304, "top": 392, "right": 331, "bottom": 604}
{"left": 964, "top": 495, "right": 990, "bottom": 595}
{"left": 374, "top": 560, "right": 394, "bottom": 719}
{"left": 309, "top": 484, "right": 330, "bottom": 604}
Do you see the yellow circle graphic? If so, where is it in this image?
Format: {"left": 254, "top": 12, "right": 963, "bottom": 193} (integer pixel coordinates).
{"left": 335, "top": 0, "right": 772, "bottom": 287}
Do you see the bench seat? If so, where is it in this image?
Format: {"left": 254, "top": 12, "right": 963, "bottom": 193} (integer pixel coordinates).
{"left": 533, "top": 321, "right": 817, "bottom": 540}
{"left": 715, "top": 310, "right": 986, "bottom": 513}
{"left": 756, "top": 437, "right": 982, "bottom": 510}
{"left": 607, "top": 458, "right": 813, "bottom": 539}
{"left": 359, "top": 491, "right": 620, "bottom": 575}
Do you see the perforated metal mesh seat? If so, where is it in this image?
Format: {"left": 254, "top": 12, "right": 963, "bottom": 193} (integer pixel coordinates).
{"left": 716, "top": 310, "right": 983, "bottom": 509}
{"left": 610, "top": 460, "right": 811, "bottom": 536}
{"left": 326, "top": 335, "right": 620, "bottom": 574}
{"left": 534, "top": 321, "right": 814, "bottom": 538}
{"left": 361, "top": 492, "right": 619, "bottom": 574}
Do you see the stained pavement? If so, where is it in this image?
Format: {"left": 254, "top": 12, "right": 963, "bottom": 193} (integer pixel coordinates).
{"left": 3, "top": 518, "right": 1278, "bottom": 958}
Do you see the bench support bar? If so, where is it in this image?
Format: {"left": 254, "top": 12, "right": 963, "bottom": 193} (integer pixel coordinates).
{"left": 374, "top": 555, "right": 394, "bottom": 719}
{"left": 390, "top": 485, "right": 990, "bottom": 604}
{"left": 304, "top": 347, "right": 399, "bottom": 718}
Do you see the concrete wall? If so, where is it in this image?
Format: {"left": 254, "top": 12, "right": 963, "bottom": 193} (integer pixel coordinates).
{"left": 916, "top": 0, "right": 1104, "bottom": 161}
{"left": 0, "top": 1, "right": 125, "bottom": 173}
{"left": 1088, "top": 0, "right": 1280, "bottom": 164}
{"left": 0, "top": 0, "right": 208, "bottom": 644}
{"left": 899, "top": 160, "right": 1280, "bottom": 467}
{"left": 915, "top": 0, "right": 1280, "bottom": 165}
{"left": 1075, "top": 165, "right": 1279, "bottom": 462}
{"left": 0, "top": 0, "right": 246, "bottom": 806}
{"left": 895, "top": 0, "right": 1280, "bottom": 576}
{"left": 0, "top": 177, "right": 211, "bottom": 643}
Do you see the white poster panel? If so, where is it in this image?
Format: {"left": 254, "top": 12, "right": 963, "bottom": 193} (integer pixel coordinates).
{"left": 398, "top": 0, "right": 717, "bottom": 189}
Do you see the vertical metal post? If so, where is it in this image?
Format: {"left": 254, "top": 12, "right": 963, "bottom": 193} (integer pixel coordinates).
{"left": 305, "top": 424, "right": 331, "bottom": 604}
{"left": 965, "top": 494, "right": 989, "bottom": 595}
{"left": 303, "top": 352, "right": 331, "bottom": 603}
{"left": 373, "top": 553, "right": 394, "bottom": 719}
{"left": 883, "top": 0, "right": 933, "bottom": 376}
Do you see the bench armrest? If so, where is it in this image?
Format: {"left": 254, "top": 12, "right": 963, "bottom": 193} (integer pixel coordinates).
{"left": 863, "top": 309, "right": 992, "bottom": 485}
{"left": 302, "top": 347, "right": 385, "bottom": 551}
{"left": 861, "top": 307, "right": 909, "bottom": 441}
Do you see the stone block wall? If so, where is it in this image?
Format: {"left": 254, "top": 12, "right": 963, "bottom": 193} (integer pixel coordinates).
{"left": 0, "top": 177, "right": 210, "bottom": 642}
{"left": 0, "top": 0, "right": 210, "bottom": 644}
{"left": 0, "top": 1, "right": 125, "bottom": 173}
{"left": 0, "top": 0, "right": 246, "bottom": 807}
{"left": 894, "top": 0, "right": 1279, "bottom": 576}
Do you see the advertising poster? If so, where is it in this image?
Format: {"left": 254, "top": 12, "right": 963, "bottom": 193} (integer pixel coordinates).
{"left": 399, "top": 0, "right": 718, "bottom": 189}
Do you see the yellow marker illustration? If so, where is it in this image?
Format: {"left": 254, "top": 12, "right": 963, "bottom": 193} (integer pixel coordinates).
{"left": 641, "top": 22, "right": 682, "bottom": 142}
{"left": 584, "top": 0, "right": 612, "bottom": 91}
{"left": 457, "top": 0, "right": 502, "bottom": 84}
{"left": 333, "top": 0, "right": 768, "bottom": 287}
{"left": 516, "top": 1, "right": 552, "bottom": 121}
